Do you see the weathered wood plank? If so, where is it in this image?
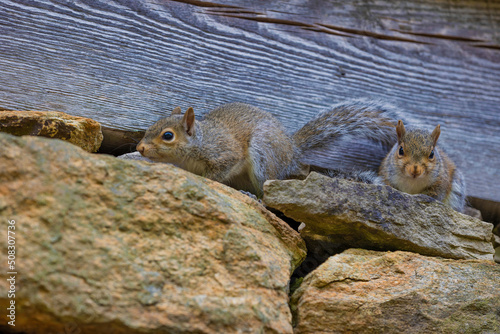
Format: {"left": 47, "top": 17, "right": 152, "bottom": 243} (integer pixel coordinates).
{"left": 0, "top": 0, "right": 499, "bottom": 205}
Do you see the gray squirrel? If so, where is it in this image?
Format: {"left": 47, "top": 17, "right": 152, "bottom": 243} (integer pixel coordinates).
{"left": 137, "top": 100, "right": 403, "bottom": 197}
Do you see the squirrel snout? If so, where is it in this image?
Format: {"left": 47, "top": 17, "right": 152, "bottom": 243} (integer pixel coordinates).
{"left": 406, "top": 165, "right": 423, "bottom": 178}
{"left": 136, "top": 142, "right": 146, "bottom": 155}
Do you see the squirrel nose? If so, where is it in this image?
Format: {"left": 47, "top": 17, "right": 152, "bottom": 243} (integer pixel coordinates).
{"left": 409, "top": 165, "right": 423, "bottom": 178}
{"left": 136, "top": 142, "right": 145, "bottom": 155}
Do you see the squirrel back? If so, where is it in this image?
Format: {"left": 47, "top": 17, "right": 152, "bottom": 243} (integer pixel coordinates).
{"left": 379, "top": 120, "right": 466, "bottom": 212}
{"left": 138, "top": 100, "right": 404, "bottom": 197}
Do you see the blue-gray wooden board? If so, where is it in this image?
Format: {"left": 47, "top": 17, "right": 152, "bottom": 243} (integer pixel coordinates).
{"left": 1, "top": 0, "right": 499, "bottom": 206}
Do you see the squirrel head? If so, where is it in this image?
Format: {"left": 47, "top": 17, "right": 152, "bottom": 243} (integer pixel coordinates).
{"left": 393, "top": 120, "right": 441, "bottom": 180}
{"left": 136, "top": 106, "right": 197, "bottom": 163}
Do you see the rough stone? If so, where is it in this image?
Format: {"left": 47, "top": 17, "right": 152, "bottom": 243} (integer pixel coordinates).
{"left": 0, "top": 110, "right": 103, "bottom": 152}
{"left": 263, "top": 172, "right": 494, "bottom": 261}
{"left": 291, "top": 249, "right": 500, "bottom": 334}
{"left": 0, "top": 132, "right": 306, "bottom": 334}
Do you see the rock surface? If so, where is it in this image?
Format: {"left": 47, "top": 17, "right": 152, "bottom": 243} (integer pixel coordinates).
{"left": 0, "top": 133, "right": 306, "bottom": 334}
{"left": 0, "top": 110, "right": 103, "bottom": 152}
{"left": 291, "top": 249, "right": 500, "bottom": 334}
{"left": 263, "top": 172, "right": 494, "bottom": 261}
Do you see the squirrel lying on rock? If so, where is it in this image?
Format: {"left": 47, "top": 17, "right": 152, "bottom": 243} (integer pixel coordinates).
{"left": 137, "top": 100, "right": 403, "bottom": 197}
{"left": 378, "top": 120, "right": 466, "bottom": 212}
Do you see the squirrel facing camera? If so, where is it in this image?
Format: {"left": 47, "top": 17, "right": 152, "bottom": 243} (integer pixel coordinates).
{"left": 137, "top": 101, "right": 404, "bottom": 198}
{"left": 379, "top": 120, "right": 466, "bottom": 212}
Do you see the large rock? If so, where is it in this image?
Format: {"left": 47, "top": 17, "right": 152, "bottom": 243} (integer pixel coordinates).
{"left": 0, "top": 133, "right": 306, "bottom": 334}
{"left": 0, "top": 110, "right": 103, "bottom": 152}
{"left": 291, "top": 249, "right": 500, "bottom": 334}
{"left": 263, "top": 172, "right": 494, "bottom": 260}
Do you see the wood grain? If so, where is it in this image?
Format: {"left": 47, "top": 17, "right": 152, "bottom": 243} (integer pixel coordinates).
{"left": 0, "top": 0, "right": 499, "bottom": 206}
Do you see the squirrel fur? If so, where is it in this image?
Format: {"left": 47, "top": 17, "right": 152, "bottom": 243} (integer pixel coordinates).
{"left": 378, "top": 120, "right": 466, "bottom": 212}
{"left": 137, "top": 100, "right": 403, "bottom": 197}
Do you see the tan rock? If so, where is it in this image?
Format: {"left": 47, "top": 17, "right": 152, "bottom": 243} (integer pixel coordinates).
{"left": 291, "top": 249, "right": 500, "bottom": 334}
{"left": 0, "top": 110, "right": 103, "bottom": 152}
{"left": 263, "top": 172, "right": 494, "bottom": 260}
{"left": 0, "top": 133, "right": 306, "bottom": 334}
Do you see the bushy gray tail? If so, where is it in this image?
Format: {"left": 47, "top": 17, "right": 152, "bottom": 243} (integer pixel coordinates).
{"left": 292, "top": 99, "right": 404, "bottom": 154}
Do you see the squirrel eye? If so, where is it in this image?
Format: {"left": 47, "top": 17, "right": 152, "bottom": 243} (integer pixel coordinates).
{"left": 429, "top": 150, "right": 435, "bottom": 159}
{"left": 398, "top": 146, "right": 404, "bottom": 156}
{"left": 162, "top": 131, "right": 174, "bottom": 141}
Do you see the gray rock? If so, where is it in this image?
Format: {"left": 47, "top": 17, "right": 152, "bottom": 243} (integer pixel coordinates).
{"left": 263, "top": 172, "right": 494, "bottom": 261}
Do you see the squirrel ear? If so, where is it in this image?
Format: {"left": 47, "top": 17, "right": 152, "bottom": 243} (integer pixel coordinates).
{"left": 171, "top": 106, "right": 182, "bottom": 115}
{"left": 396, "top": 120, "right": 405, "bottom": 143}
{"left": 183, "top": 107, "right": 195, "bottom": 136}
{"left": 431, "top": 124, "right": 441, "bottom": 147}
